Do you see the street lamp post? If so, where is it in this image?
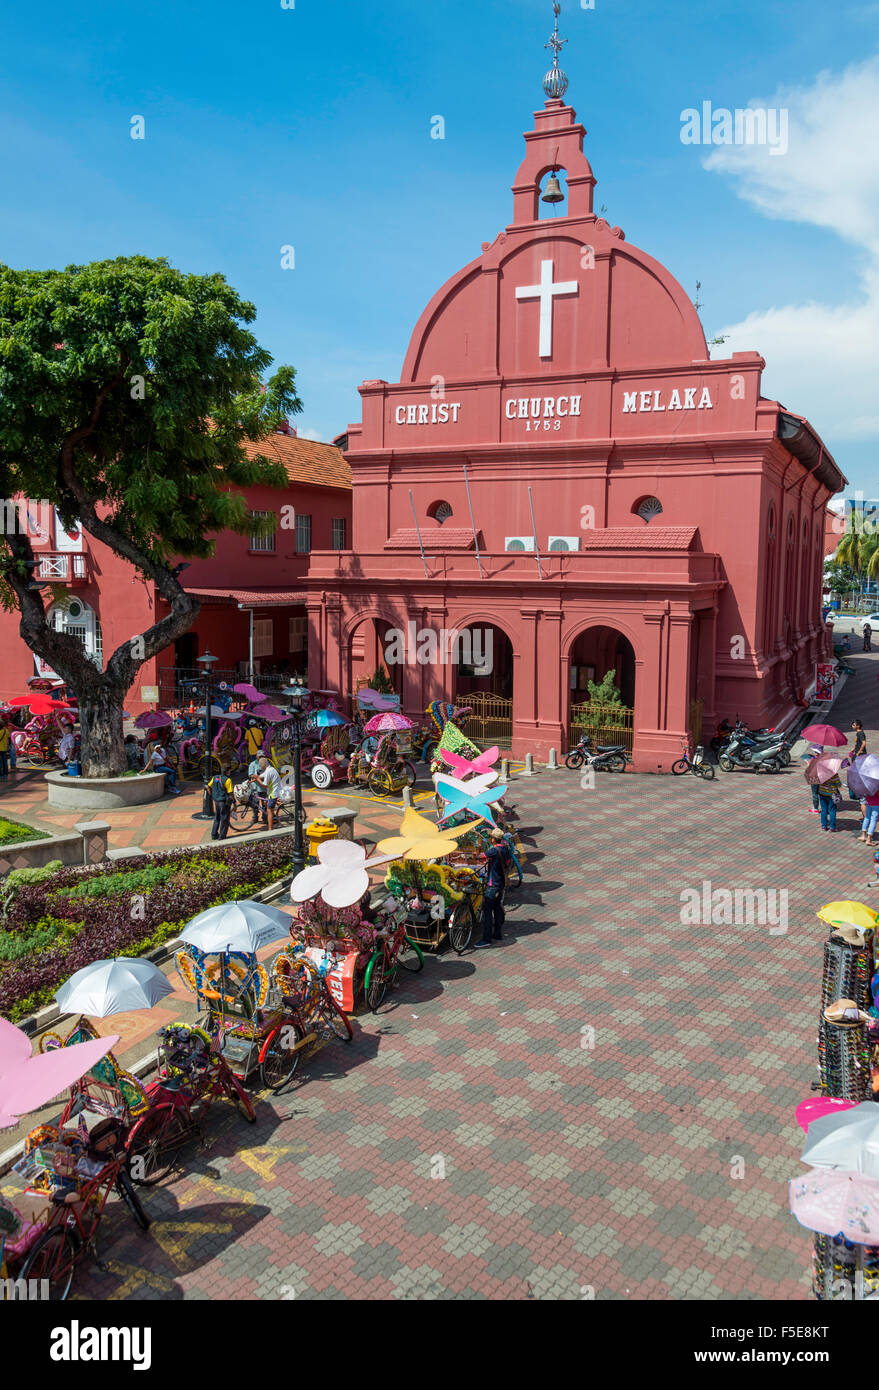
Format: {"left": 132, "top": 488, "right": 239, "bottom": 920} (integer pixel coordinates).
{"left": 198, "top": 649, "right": 219, "bottom": 818}
{"left": 282, "top": 680, "right": 309, "bottom": 878}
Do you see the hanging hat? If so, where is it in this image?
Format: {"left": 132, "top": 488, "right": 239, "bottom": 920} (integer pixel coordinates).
{"left": 824, "top": 999, "right": 864, "bottom": 1027}
{"left": 830, "top": 922, "right": 872, "bottom": 947}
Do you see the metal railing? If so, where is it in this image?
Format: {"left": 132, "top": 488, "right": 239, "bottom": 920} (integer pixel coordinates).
{"left": 157, "top": 667, "right": 299, "bottom": 709}
{"left": 463, "top": 692, "right": 513, "bottom": 749}
{"left": 38, "top": 553, "right": 87, "bottom": 582}
{"left": 569, "top": 701, "right": 634, "bottom": 754}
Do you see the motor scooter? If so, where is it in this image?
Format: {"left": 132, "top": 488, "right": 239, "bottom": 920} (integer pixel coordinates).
{"left": 718, "top": 730, "right": 787, "bottom": 773}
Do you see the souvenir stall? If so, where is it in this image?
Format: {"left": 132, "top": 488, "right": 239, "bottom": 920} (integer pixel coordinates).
{"left": 790, "top": 900, "right": 879, "bottom": 1299}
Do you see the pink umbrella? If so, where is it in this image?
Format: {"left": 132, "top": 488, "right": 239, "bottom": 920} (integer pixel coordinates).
{"left": 789, "top": 1169, "right": 879, "bottom": 1243}
{"left": 802, "top": 724, "right": 847, "bottom": 747}
{"left": 805, "top": 753, "right": 848, "bottom": 785}
{"left": 233, "top": 683, "right": 262, "bottom": 704}
{"left": 134, "top": 710, "right": 173, "bottom": 730}
{"left": 363, "top": 711, "right": 414, "bottom": 733}
{"left": 796, "top": 1097, "right": 858, "bottom": 1133}
{"left": 0, "top": 1018, "right": 120, "bottom": 1130}
{"left": 251, "top": 703, "right": 285, "bottom": 722}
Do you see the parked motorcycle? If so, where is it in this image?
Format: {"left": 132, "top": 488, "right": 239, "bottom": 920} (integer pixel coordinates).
{"left": 718, "top": 730, "right": 787, "bottom": 773}
{"left": 712, "top": 718, "right": 791, "bottom": 766}
{"left": 565, "top": 736, "right": 631, "bottom": 773}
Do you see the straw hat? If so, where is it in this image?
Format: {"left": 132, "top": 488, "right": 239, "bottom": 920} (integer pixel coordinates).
{"left": 823, "top": 999, "right": 865, "bottom": 1027}
{"left": 830, "top": 923, "right": 872, "bottom": 947}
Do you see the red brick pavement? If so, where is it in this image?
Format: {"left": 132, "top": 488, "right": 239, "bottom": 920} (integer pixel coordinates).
{"left": 2, "top": 652, "right": 877, "bottom": 1300}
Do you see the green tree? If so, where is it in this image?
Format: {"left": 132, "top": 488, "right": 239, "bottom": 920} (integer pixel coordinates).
{"left": 586, "top": 669, "right": 623, "bottom": 705}
{"left": 0, "top": 256, "right": 301, "bottom": 776}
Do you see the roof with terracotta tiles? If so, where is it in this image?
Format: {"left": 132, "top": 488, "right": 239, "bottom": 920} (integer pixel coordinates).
{"left": 241, "top": 432, "right": 351, "bottom": 491}
{"left": 186, "top": 588, "right": 308, "bottom": 607}
{"left": 385, "top": 528, "right": 481, "bottom": 551}
{"left": 579, "top": 527, "right": 699, "bottom": 550}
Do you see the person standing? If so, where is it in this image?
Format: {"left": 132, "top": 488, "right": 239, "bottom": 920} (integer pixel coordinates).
{"left": 256, "top": 755, "right": 281, "bottom": 831}
{"left": 6, "top": 720, "right": 16, "bottom": 774}
{"left": 860, "top": 789, "right": 879, "bottom": 847}
{"left": 474, "top": 829, "right": 512, "bottom": 948}
{"left": 0, "top": 721, "right": 9, "bottom": 782}
{"left": 804, "top": 742, "right": 823, "bottom": 814}
{"left": 817, "top": 770, "right": 841, "bottom": 832}
{"left": 864, "top": 622, "right": 873, "bottom": 652}
{"left": 852, "top": 719, "right": 868, "bottom": 759}
{"left": 210, "top": 771, "right": 234, "bottom": 840}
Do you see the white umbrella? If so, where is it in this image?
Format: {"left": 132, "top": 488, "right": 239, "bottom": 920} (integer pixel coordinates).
{"left": 54, "top": 957, "right": 174, "bottom": 1018}
{"left": 181, "top": 899, "right": 292, "bottom": 955}
{"left": 800, "top": 1102, "right": 879, "bottom": 1178}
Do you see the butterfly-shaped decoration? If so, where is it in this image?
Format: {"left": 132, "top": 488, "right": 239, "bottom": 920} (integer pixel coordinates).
{"left": 291, "top": 839, "right": 396, "bottom": 909}
{"left": 434, "top": 770, "right": 498, "bottom": 800}
{"left": 0, "top": 1017, "right": 119, "bottom": 1131}
{"left": 377, "top": 808, "right": 482, "bottom": 861}
{"left": 439, "top": 747, "right": 501, "bottom": 779}
{"left": 434, "top": 774, "right": 508, "bottom": 828}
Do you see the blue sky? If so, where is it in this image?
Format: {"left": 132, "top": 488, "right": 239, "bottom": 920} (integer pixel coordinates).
{"left": 1, "top": 0, "right": 877, "bottom": 491}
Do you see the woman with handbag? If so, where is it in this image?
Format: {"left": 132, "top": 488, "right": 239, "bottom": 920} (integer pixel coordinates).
{"left": 817, "top": 771, "right": 842, "bottom": 832}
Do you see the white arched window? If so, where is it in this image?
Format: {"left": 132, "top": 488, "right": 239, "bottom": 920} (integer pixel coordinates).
{"left": 48, "top": 598, "right": 103, "bottom": 669}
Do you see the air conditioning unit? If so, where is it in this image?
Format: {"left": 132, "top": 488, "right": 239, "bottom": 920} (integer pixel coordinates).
{"left": 548, "top": 536, "right": 581, "bottom": 552}
{"left": 505, "top": 537, "right": 535, "bottom": 552}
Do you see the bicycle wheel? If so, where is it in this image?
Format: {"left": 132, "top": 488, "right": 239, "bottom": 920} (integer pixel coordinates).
{"left": 397, "top": 935, "right": 425, "bottom": 972}
{"left": 698, "top": 762, "right": 716, "bottom": 781}
{"left": 368, "top": 770, "right": 391, "bottom": 796}
{"left": 449, "top": 897, "right": 476, "bottom": 953}
{"left": 404, "top": 761, "right": 417, "bottom": 786}
{"left": 198, "top": 753, "right": 222, "bottom": 780}
{"left": 365, "top": 953, "right": 389, "bottom": 1012}
{"left": 259, "top": 1023, "right": 304, "bottom": 1092}
{"left": 20, "top": 1226, "right": 77, "bottom": 1300}
{"left": 115, "top": 1170, "right": 151, "bottom": 1231}
{"left": 230, "top": 801, "right": 258, "bottom": 831}
{"left": 564, "top": 750, "right": 584, "bottom": 770}
{"left": 317, "top": 986, "right": 354, "bottom": 1041}
{"left": 227, "top": 1076, "right": 257, "bottom": 1122}
{"left": 128, "top": 1107, "right": 190, "bottom": 1186}
{"left": 671, "top": 758, "right": 690, "bottom": 776}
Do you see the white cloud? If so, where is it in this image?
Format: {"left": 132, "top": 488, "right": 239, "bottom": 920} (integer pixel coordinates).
{"left": 704, "top": 54, "right": 879, "bottom": 444}
{"left": 296, "top": 427, "right": 325, "bottom": 442}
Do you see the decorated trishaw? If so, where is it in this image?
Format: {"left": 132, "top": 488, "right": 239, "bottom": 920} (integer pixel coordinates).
{"left": 347, "top": 713, "right": 418, "bottom": 795}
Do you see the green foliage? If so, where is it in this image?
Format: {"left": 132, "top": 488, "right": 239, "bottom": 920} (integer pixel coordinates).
{"left": 0, "top": 818, "right": 50, "bottom": 845}
{"left": 58, "top": 863, "right": 174, "bottom": 901}
{"left": 369, "top": 666, "right": 395, "bottom": 694}
{"left": 0, "top": 256, "right": 302, "bottom": 570}
{"left": 586, "top": 669, "right": 623, "bottom": 705}
{"left": 0, "top": 916, "right": 76, "bottom": 961}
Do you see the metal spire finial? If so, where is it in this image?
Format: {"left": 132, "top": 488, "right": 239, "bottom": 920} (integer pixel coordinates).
{"left": 543, "top": 1, "right": 569, "bottom": 101}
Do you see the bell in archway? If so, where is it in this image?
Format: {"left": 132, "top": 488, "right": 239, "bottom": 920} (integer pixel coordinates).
{"left": 542, "top": 171, "right": 565, "bottom": 204}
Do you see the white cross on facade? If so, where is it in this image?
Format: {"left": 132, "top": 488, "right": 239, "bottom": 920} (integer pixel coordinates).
{"left": 515, "top": 259, "right": 579, "bottom": 359}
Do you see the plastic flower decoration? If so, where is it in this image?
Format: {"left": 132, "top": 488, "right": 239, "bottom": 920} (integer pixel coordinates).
{"left": 376, "top": 807, "right": 482, "bottom": 861}
{"left": 439, "top": 746, "right": 501, "bottom": 778}
{"left": 291, "top": 839, "right": 395, "bottom": 910}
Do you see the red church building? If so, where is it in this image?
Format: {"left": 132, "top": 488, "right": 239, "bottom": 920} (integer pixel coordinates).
{"left": 304, "top": 69, "right": 844, "bottom": 768}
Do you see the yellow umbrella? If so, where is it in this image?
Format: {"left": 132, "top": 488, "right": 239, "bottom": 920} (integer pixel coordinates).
{"left": 376, "top": 807, "right": 482, "bottom": 861}
{"left": 817, "top": 901, "right": 879, "bottom": 931}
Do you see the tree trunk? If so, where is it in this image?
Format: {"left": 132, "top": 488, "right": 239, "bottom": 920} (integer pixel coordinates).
{"left": 76, "top": 681, "right": 128, "bottom": 778}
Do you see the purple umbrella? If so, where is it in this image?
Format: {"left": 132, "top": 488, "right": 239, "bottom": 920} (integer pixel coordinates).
{"left": 848, "top": 754, "right": 879, "bottom": 798}
{"left": 134, "top": 710, "right": 173, "bottom": 730}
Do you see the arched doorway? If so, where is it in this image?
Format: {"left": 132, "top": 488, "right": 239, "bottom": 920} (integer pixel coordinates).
{"left": 347, "top": 615, "right": 402, "bottom": 699}
{"left": 453, "top": 623, "right": 514, "bottom": 748}
{"left": 568, "top": 625, "right": 635, "bottom": 752}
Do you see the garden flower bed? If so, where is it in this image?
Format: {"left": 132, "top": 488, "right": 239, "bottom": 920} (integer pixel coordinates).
{"left": 0, "top": 837, "right": 296, "bottom": 1023}
{"left": 0, "top": 818, "right": 50, "bottom": 846}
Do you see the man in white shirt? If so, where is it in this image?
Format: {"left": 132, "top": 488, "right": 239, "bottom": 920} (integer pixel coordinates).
{"left": 256, "top": 755, "right": 281, "bottom": 830}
